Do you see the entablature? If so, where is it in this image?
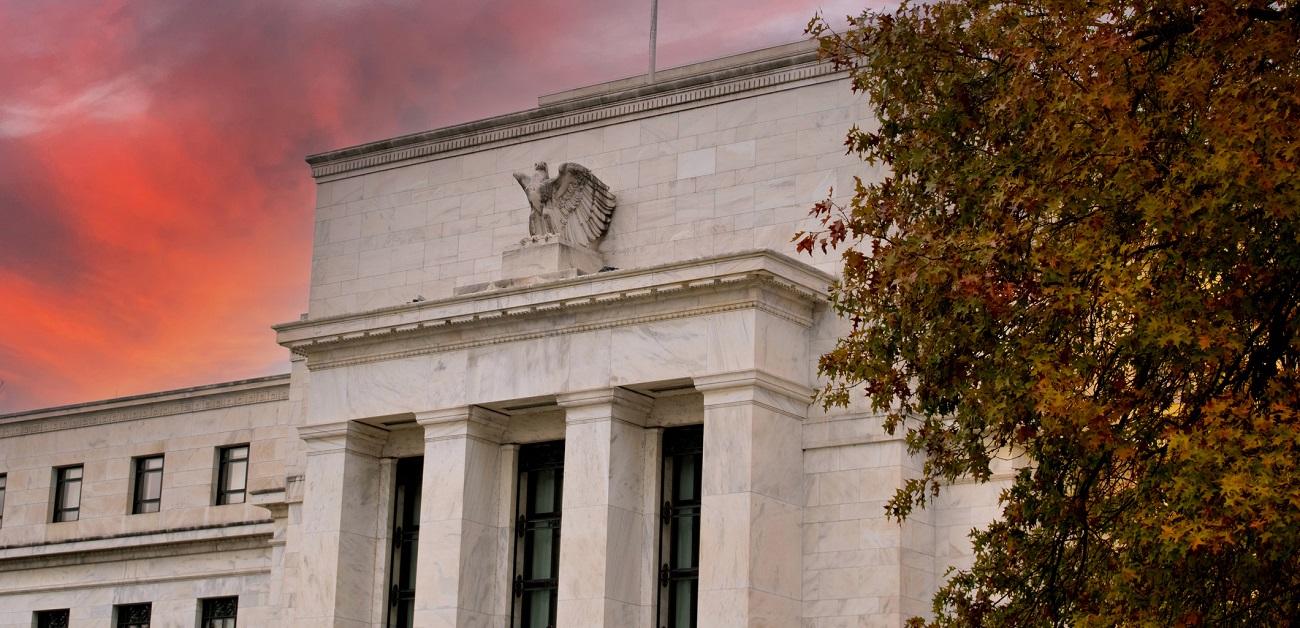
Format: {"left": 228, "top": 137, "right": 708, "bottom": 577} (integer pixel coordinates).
{"left": 275, "top": 250, "right": 832, "bottom": 370}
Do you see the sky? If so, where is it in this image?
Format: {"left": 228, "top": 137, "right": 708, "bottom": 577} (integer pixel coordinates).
{"left": 0, "top": 0, "right": 875, "bottom": 414}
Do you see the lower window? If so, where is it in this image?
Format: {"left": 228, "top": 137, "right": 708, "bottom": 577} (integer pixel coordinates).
{"left": 115, "top": 603, "right": 151, "bottom": 628}
{"left": 200, "top": 596, "right": 238, "bottom": 628}
{"left": 659, "top": 425, "right": 703, "bottom": 628}
{"left": 34, "top": 609, "right": 69, "bottom": 628}
{"left": 512, "top": 440, "right": 565, "bottom": 628}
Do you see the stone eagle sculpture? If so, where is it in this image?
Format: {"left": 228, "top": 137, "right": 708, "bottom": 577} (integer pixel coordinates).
{"left": 513, "top": 162, "right": 616, "bottom": 248}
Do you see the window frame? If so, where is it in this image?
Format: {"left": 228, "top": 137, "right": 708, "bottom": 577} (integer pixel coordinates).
{"left": 511, "top": 440, "right": 565, "bottom": 628}
{"left": 199, "top": 596, "right": 239, "bottom": 628}
{"left": 657, "top": 425, "right": 703, "bottom": 628}
{"left": 33, "top": 608, "right": 70, "bottom": 628}
{"left": 215, "top": 444, "right": 249, "bottom": 506}
{"left": 0, "top": 472, "right": 7, "bottom": 528}
{"left": 131, "top": 454, "right": 165, "bottom": 515}
{"left": 114, "top": 602, "right": 151, "bottom": 628}
{"left": 52, "top": 465, "right": 83, "bottom": 523}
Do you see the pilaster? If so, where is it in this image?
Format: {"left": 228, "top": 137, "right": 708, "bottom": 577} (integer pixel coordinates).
{"left": 555, "top": 388, "right": 656, "bottom": 628}
{"left": 293, "top": 421, "right": 388, "bottom": 628}
{"left": 491, "top": 443, "right": 521, "bottom": 622}
{"left": 413, "top": 406, "right": 510, "bottom": 628}
{"left": 695, "top": 370, "right": 810, "bottom": 628}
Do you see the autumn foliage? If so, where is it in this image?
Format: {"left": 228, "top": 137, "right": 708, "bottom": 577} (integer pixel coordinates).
{"left": 798, "top": 1, "right": 1300, "bottom": 625}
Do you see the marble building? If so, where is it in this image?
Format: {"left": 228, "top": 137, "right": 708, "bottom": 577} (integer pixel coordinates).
{"left": 0, "top": 41, "right": 1005, "bottom": 627}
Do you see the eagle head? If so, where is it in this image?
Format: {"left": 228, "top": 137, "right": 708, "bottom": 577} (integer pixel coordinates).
{"left": 514, "top": 162, "right": 549, "bottom": 191}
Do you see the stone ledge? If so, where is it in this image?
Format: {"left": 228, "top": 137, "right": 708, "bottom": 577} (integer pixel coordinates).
{"left": 454, "top": 268, "right": 583, "bottom": 295}
{"left": 0, "top": 519, "right": 274, "bottom": 568}
{"left": 0, "top": 566, "right": 271, "bottom": 595}
{"left": 538, "top": 41, "right": 816, "bottom": 106}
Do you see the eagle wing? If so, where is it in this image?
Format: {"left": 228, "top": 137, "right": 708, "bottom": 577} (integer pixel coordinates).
{"left": 545, "top": 163, "right": 616, "bottom": 248}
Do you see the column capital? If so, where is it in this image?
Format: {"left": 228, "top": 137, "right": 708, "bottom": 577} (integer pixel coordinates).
{"left": 297, "top": 420, "right": 388, "bottom": 457}
{"left": 694, "top": 370, "right": 813, "bottom": 419}
{"left": 415, "top": 405, "right": 508, "bottom": 443}
{"left": 557, "top": 387, "right": 654, "bottom": 426}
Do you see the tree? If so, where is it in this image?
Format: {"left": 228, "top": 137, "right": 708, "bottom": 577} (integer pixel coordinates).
{"left": 798, "top": 1, "right": 1300, "bottom": 625}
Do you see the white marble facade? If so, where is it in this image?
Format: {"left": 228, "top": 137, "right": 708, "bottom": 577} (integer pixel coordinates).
{"left": 0, "top": 42, "right": 1005, "bottom": 627}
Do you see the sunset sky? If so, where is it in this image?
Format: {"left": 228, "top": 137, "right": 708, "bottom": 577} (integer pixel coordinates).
{"left": 0, "top": 0, "right": 874, "bottom": 413}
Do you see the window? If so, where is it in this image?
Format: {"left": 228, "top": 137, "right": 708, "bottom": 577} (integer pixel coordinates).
{"left": 215, "top": 445, "right": 249, "bottom": 505}
{"left": 52, "top": 465, "right": 83, "bottom": 523}
{"left": 114, "top": 603, "right": 151, "bottom": 628}
{"left": 34, "top": 609, "right": 69, "bottom": 628}
{"left": 0, "top": 473, "right": 6, "bottom": 528}
{"left": 512, "top": 440, "right": 565, "bottom": 628}
{"left": 658, "top": 425, "right": 702, "bottom": 628}
{"left": 200, "top": 596, "right": 238, "bottom": 628}
{"left": 386, "top": 457, "right": 423, "bottom": 628}
{"left": 132, "top": 455, "right": 164, "bottom": 514}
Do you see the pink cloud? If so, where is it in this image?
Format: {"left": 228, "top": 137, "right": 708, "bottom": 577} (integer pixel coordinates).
{"left": 0, "top": 0, "right": 882, "bottom": 412}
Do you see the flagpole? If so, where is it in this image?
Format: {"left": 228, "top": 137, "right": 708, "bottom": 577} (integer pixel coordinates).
{"left": 648, "top": 0, "right": 659, "bottom": 83}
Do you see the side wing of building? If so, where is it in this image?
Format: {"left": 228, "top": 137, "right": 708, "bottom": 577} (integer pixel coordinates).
{"left": 0, "top": 376, "right": 296, "bottom": 627}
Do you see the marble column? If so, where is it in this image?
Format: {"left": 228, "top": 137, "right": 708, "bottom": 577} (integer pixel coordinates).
{"left": 696, "top": 371, "right": 809, "bottom": 628}
{"left": 294, "top": 421, "right": 388, "bottom": 628}
{"left": 413, "top": 406, "right": 509, "bottom": 628}
{"left": 556, "top": 388, "right": 656, "bottom": 628}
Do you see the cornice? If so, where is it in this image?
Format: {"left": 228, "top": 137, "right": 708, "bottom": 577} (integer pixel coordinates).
{"left": 305, "top": 44, "right": 839, "bottom": 179}
{"left": 0, "top": 375, "right": 290, "bottom": 438}
{"left": 276, "top": 250, "right": 832, "bottom": 368}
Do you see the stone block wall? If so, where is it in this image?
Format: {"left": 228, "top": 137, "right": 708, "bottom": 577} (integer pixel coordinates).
{"left": 0, "top": 553, "right": 272, "bottom": 628}
{"left": 306, "top": 77, "right": 875, "bottom": 318}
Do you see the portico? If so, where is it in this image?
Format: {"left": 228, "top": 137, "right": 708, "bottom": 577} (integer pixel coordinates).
{"left": 276, "top": 250, "right": 827, "bottom": 627}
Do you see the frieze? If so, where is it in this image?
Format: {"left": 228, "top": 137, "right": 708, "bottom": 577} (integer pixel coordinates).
{"left": 306, "top": 299, "right": 774, "bottom": 371}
